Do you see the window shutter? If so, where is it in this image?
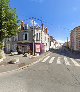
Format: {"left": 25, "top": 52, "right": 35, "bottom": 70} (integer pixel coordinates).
{"left": 23, "top": 34, "right": 25, "bottom": 40}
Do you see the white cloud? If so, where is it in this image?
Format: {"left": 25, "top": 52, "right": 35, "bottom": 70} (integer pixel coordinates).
{"left": 57, "top": 40, "right": 66, "bottom": 43}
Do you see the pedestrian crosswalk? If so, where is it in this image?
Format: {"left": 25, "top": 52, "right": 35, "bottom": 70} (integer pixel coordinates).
{"left": 70, "top": 58, "right": 80, "bottom": 67}
{"left": 57, "top": 57, "right": 61, "bottom": 64}
{"left": 49, "top": 57, "right": 55, "bottom": 63}
{"left": 42, "top": 56, "right": 50, "bottom": 62}
{"left": 64, "top": 57, "right": 70, "bottom": 66}
{"left": 41, "top": 56, "right": 80, "bottom": 67}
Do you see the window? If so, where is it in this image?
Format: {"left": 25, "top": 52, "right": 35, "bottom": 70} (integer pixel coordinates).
{"left": 7, "top": 38, "right": 11, "bottom": 41}
{"left": 48, "top": 38, "right": 49, "bottom": 42}
{"left": 7, "top": 44, "right": 10, "bottom": 51}
{"left": 24, "top": 25, "right": 27, "bottom": 30}
{"left": 25, "top": 34, "right": 27, "bottom": 40}
{"left": 36, "top": 33, "right": 40, "bottom": 41}
{"left": 45, "top": 37, "right": 46, "bottom": 41}
{"left": 39, "top": 33, "right": 40, "bottom": 40}
{"left": 46, "top": 43, "right": 47, "bottom": 46}
{"left": 36, "top": 33, "right": 38, "bottom": 40}
{"left": 23, "top": 33, "right": 28, "bottom": 40}
{"left": 50, "top": 41, "right": 51, "bottom": 46}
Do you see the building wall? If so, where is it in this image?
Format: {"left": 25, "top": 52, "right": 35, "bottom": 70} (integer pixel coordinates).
{"left": 4, "top": 22, "right": 51, "bottom": 54}
{"left": 4, "top": 36, "right": 18, "bottom": 53}
{"left": 18, "top": 29, "right": 33, "bottom": 42}
{"left": 70, "top": 27, "right": 80, "bottom": 51}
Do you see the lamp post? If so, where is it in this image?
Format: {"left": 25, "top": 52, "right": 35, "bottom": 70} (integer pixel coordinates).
{"left": 67, "top": 37, "right": 69, "bottom": 48}
{"left": 32, "top": 19, "right": 35, "bottom": 56}
{"left": 25, "top": 17, "right": 43, "bottom": 55}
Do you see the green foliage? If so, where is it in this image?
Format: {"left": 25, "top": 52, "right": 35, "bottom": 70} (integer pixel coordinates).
{"left": 0, "top": 0, "right": 20, "bottom": 42}
{"left": 0, "top": 42, "right": 3, "bottom": 49}
{"left": 0, "top": 55, "right": 3, "bottom": 59}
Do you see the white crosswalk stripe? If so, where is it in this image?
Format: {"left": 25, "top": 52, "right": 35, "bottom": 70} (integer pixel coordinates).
{"left": 49, "top": 57, "right": 55, "bottom": 63}
{"left": 70, "top": 58, "right": 80, "bottom": 67}
{"left": 64, "top": 57, "right": 70, "bottom": 65}
{"left": 57, "top": 57, "right": 61, "bottom": 64}
{"left": 41, "top": 56, "right": 80, "bottom": 67}
{"left": 42, "top": 56, "right": 50, "bottom": 62}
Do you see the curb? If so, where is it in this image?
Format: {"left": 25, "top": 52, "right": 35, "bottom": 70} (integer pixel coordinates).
{"left": 0, "top": 58, "right": 3, "bottom": 62}
{"left": 0, "top": 52, "right": 51, "bottom": 75}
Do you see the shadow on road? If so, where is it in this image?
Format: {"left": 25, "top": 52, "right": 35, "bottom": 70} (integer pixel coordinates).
{"left": 49, "top": 47, "right": 80, "bottom": 59}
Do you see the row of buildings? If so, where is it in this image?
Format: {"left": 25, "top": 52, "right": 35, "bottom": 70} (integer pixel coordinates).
{"left": 70, "top": 26, "right": 80, "bottom": 51}
{"left": 63, "top": 26, "right": 80, "bottom": 51}
{"left": 4, "top": 21, "right": 60, "bottom": 55}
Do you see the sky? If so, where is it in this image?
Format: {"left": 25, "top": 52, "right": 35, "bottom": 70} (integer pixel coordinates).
{"left": 10, "top": 0, "right": 80, "bottom": 43}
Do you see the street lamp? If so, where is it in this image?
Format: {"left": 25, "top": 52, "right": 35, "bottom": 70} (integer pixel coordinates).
{"left": 32, "top": 19, "right": 35, "bottom": 56}
{"left": 25, "top": 17, "right": 43, "bottom": 55}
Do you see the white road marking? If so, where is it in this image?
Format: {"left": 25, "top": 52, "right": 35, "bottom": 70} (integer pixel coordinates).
{"left": 76, "top": 59, "right": 80, "bottom": 61}
{"left": 57, "top": 57, "right": 61, "bottom": 64}
{"left": 49, "top": 57, "right": 55, "bottom": 63}
{"left": 64, "top": 57, "right": 70, "bottom": 65}
{"left": 70, "top": 58, "right": 80, "bottom": 67}
{"left": 42, "top": 56, "right": 50, "bottom": 62}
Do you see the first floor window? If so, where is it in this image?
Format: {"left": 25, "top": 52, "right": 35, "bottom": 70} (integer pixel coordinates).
{"left": 23, "top": 33, "right": 28, "bottom": 40}
{"left": 36, "top": 33, "right": 41, "bottom": 41}
{"left": 36, "top": 33, "right": 38, "bottom": 41}
{"left": 25, "top": 34, "right": 27, "bottom": 40}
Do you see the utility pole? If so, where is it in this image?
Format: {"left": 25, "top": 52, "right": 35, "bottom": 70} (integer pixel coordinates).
{"left": 32, "top": 18, "right": 35, "bottom": 56}
{"left": 67, "top": 37, "right": 69, "bottom": 48}
{"left": 26, "top": 17, "right": 43, "bottom": 55}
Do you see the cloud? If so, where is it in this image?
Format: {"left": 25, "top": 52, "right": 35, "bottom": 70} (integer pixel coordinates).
{"left": 31, "top": 0, "right": 44, "bottom": 3}
{"left": 57, "top": 40, "right": 66, "bottom": 43}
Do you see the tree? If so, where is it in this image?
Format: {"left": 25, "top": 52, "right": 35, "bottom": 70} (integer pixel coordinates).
{"left": 0, "top": 0, "right": 20, "bottom": 44}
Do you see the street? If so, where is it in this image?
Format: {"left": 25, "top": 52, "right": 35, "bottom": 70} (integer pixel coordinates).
{"left": 0, "top": 49, "right": 80, "bottom": 92}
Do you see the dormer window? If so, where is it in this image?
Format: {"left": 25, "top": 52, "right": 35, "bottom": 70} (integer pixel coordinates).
{"left": 23, "top": 33, "right": 29, "bottom": 41}
{"left": 24, "top": 25, "right": 27, "bottom": 30}
{"left": 24, "top": 24, "right": 29, "bottom": 30}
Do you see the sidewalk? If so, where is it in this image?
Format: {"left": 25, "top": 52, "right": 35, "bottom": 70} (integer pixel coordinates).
{"left": 0, "top": 51, "right": 51, "bottom": 73}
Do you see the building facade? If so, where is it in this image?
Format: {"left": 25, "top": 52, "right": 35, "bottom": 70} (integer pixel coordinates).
{"left": 4, "top": 21, "right": 50, "bottom": 55}
{"left": 49, "top": 36, "right": 57, "bottom": 49}
{"left": 4, "top": 36, "right": 18, "bottom": 53}
{"left": 70, "top": 26, "right": 80, "bottom": 51}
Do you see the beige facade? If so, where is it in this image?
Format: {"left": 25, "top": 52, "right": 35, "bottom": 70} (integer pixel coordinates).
{"left": 70, "top": 26, "right": 80, "bottom": 51}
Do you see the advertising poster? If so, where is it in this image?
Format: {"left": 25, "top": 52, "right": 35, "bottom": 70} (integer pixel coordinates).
{"left": 35, "top": 44, "right": 40, "bottom": 52}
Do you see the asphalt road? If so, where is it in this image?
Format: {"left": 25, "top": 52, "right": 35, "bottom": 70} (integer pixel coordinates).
{"left": 0, "top": 49, "right": 80, "bottom": 92}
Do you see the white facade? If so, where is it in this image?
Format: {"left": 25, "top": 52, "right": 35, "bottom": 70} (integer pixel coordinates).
{"left": 41, "top": 31, "right": 50, "bottom": 52}
{"left": 35, "top": 29, "right": 42, "bottom": 43}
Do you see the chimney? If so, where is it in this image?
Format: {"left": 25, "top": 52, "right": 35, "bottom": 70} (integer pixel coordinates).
{"left": 42, "top": 23, "right": 44, "bottom": 31}
{"left": 45, "top": 27, "right": 48, "bottom": 34}
{"left": 21, "top": 21, "right": 24, "bottom": 31}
